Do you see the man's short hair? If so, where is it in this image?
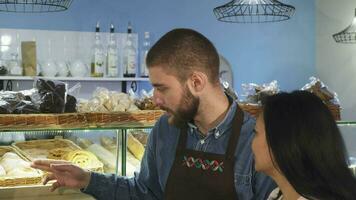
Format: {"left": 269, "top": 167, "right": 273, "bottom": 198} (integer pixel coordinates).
{"left": 146, "top": 28, "right": 220, "bottom": 84}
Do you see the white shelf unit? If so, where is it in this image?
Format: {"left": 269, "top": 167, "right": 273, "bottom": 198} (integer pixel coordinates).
{"left": 0, "top": 76, "right": 149, "bottom": 82}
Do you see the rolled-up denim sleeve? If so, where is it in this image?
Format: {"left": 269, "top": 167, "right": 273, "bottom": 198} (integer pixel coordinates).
{"left": 82, "top": 118, "right": 163, "bottom": 200}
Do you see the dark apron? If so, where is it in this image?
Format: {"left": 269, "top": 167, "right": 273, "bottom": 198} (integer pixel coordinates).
{"left": 164, "top": 105, "right": 244, "bottom": 200}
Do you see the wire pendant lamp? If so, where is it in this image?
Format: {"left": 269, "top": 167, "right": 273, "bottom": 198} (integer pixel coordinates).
{"left": 0, "top": 0, "right": 73, "bottom": 13}
{"left": 214, "top": 0, "right": 295, "bottom": 23}
{"left": 333, "top": 9, "right": 356, "bottom": 43}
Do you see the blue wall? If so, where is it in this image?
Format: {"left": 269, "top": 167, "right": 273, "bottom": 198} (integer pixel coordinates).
{"left": 0, "top": 0, "right": 316, "bottom": 95}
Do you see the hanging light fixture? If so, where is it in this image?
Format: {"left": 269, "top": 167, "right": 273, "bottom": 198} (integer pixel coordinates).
{"left": 0, "top": 0, "right": 73, "bottom": 13}
{"left": 213, "top": 0, "right": 295, "bottom": 23}
{"left": 333, "top": 9, "right": 356, "bottom": 43}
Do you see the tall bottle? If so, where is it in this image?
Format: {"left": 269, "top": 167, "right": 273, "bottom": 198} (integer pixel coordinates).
{"left": 140, "top": 32, "right": 151, "bottom": 77}
{"left": 91, "top": 22, "right": 105, "bottom": 77}
{"left": 106, "top": 23, "right": 118, "bottom": 77}
{"left": 123, "top": 22, "right": 137, "bottom": 77}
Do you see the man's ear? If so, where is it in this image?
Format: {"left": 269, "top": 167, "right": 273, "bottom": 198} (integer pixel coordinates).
{"left": 187, "top": 71, "right": 207, "bottom": 94}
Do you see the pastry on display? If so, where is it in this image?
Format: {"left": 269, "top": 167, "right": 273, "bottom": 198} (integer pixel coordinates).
{"left": 130, "top": 130, "right": 148, "bottom": 147}
{"left": 127, "top": 133, "right": 145, "bottom": 160}
{"left": 0, "top": 151, "right": 38, "bottom": 178}
{"left": 62, "top": 150, "right": 102, "bottom": 169}
{"left": 0, "top": 164, "right": 6, "bottom": 176}
{"left": 134, "top": 97, "right": 160, "bottom": 110}
{"left": 77, "top": 138, "right": 94, "bottom": 149}
{"left": 100, "top": 136, "right": 141, "bottom": 174}
{"left": 2, "top": 152, "right": 21, "bottom": 160}
{"left": 86, "top": 143, "right": 116, "bottom": 172}
{"left": 7, "top": 167, "right": 38, "bottom": 177}
{"left": 0, "top": 156, "right": 29, "bottom": 172}
{"left": 78, "top": 87, "right": 139, "bottom": 112}
{"left": 47, "top": 148, "right": 73, "bottom": 160}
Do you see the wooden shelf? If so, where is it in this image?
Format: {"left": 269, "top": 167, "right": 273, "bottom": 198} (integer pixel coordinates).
{"left": 0, "top": 76, "right": 150, "bottom": 82}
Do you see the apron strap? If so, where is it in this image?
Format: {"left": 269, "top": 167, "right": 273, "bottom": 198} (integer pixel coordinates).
{"left": 225, "top": 105, "right": 244, "bottom": 160}
{"left": 177, "top": 125, "right": 189, "bottom": 154}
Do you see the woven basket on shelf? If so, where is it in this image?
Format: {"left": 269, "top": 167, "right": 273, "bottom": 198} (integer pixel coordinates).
{"left": 85, "top": 110, "right": 165, "bottom": 127}
{"left": 0, "top": 110, "right": 164, "bottom": 130}
{"left": 0, "top": 146, "right": 43, "bottom": 187}
{"left": 0, "top": 113, "right": 87, "bottom": 130}
{"left": 12, "top": 139, "right": 104, "bottom": 173}
{"left": 238, "top": 103, "right": 341, "bottom": 121}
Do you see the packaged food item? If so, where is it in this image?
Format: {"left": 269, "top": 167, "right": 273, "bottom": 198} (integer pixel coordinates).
{"left": 0, "top": 100, "right": 12, "bottom": 114}
{"left": 134, "top": 89, "right": 160, "bottom": 110}
{"left": 301, "top": 77, "right": 340, "bottom": 105}
{"left": 241, "top": 80, "right": 279, "bottom": 104}
{"left": 35, "top": 78, "right": 67, "bottom": 113}
{"left": 12, "top": 100, "right": 40, "bottom": 114}
{"left": 77, "top": 87, "right": 139, "bottom": 112}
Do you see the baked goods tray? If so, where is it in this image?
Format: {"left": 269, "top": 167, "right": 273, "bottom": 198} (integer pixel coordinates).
{"left": 12, "top": 139, "right": 104, "bottom": 173}
{"left": 0, "top": 146, "right": 43, "bottom": 187}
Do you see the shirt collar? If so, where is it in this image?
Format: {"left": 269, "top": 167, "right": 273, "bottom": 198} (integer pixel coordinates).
{"left": 187, "top": 95, "right": 237, "bottom": 139}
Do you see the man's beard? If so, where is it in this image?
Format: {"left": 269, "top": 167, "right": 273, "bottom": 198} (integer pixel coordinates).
{"left": 162, "top": 85, "right": 199, "bottom": 127}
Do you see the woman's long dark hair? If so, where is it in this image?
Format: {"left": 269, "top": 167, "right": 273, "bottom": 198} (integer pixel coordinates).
{"left": 263, "top": 91, "right": 356, "bottom": 200}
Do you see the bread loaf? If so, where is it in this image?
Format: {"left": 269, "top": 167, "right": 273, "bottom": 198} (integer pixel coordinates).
{"left": 86, "top": 143, "right": 116, "bottom": 171}
{"left": 127, "top": 133, "right": 145, "bottom": 160}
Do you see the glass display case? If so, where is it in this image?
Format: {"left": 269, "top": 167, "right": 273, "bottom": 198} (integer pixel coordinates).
{"left": 337, "top": 121, "right": 356, "bottom": 176}
{"left": 0, "top": 112, "right": 158, "bottom": 200}
{"left": 0, "top": 119, "right": 354, "bottom": 200}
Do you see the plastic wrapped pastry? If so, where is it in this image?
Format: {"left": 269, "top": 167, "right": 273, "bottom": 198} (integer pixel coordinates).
{"left": 0, "top": 157, "right": 29, "bottom": 172}
{"left": 7, "top": 167, "right": 38, "bottom": 177}
{"left": 2, "top": 152, "right": 21, "bottom": 160}
{"left": 93, "top": 87, "right": 110, "bottom": 105}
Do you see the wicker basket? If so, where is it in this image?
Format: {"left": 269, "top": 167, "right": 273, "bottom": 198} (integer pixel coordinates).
{"left": 85, "top": 110, "right": 165, "bottom": 128}
{"left": 0, "top": 113, "right": 88, "bottom": 130}
{"left": 239, "top": 103, "right": 341, "bottom": 121}
{"left": 0, "top": 146, "right": 43, "bottom": 187}
{"left": 12, "top": 139, "right": 104, "bottom": 173}
{"left": 0, "top": 111, "right": 164, "bottom": 130}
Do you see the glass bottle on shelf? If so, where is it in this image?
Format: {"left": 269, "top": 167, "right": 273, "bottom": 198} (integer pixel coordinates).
{"left": 140, "top": 32, "right": 151, "bottom": 77}
{"left": 8, "top": 33, "right": 22, "bottom": 76}
{"left": 106, "top": 23, "right": 118, "bottom": 77}
{"left": 123, "top": 22, "right": 137, "bottom": 77}
{"left": 91, "top": 22, "right": 105, "bottom": 77}
{"left": 57, "top": 35, "right": 69, "bottom": 77}
{"left": 42, "top": 38, "right": 57, "bottom": 77}
{"left": 8, "top": 53, "right": 21, "bottom": 76}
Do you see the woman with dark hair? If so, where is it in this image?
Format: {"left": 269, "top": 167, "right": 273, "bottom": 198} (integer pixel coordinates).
{"left": 252, "top": 90, "right": 356, "bottom": 200}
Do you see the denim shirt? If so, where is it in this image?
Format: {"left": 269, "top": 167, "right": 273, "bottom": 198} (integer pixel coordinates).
{"left": 83, "top": 100, "right": 276, "bottom": 200}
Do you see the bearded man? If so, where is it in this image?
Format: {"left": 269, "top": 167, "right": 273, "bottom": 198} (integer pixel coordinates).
{"left": 31, "top": 28, "right": 275, "bottom": 200}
